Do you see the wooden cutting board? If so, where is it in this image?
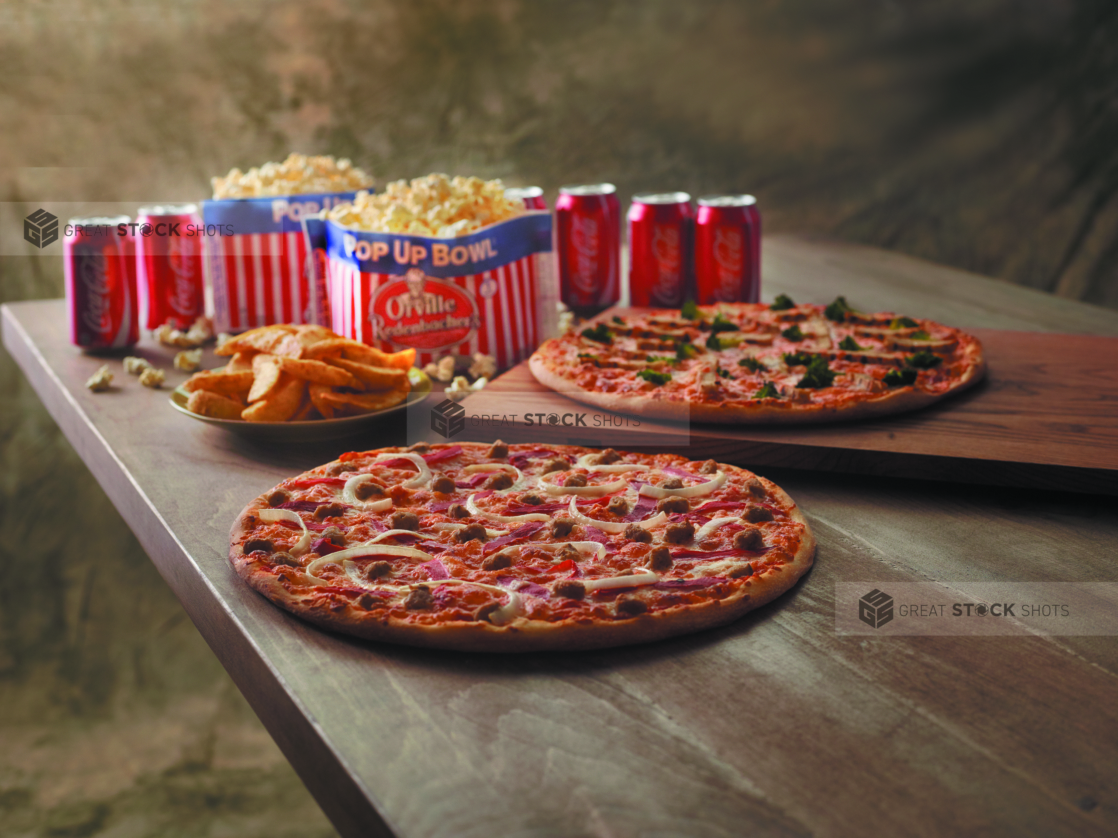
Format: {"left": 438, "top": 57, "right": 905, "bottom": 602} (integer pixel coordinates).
{"left": 460, "top": 327, "right": 1118, "bottom": 495}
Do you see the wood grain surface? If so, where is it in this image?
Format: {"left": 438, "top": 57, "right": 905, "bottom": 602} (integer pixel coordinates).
{"left": 467, "top": 326, "right": 1118, "bottom": 494}
{"left": 4, "top": 236, "right": 1117, "bottom": 838}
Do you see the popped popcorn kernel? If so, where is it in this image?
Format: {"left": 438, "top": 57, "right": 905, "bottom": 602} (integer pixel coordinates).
{"left": 174, "top": 349, "right": 203, "bottom": 372}
{"left": 139, "top": 367, "right": 165, "bottom": 389}
{"left": 86, "top": 365, "right": 113, "bottom": 392}
{"left": 124, "top": 356, "right": 153, "bottom": 376}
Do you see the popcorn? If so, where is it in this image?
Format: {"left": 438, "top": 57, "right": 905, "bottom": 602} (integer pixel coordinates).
{"left": 211, "top": 153, "right": 374, "bottom": 200}
{"left": 557, "top": 302, "right": 575, "bottom": 334}
{"left": 139, "top": 367, "right": 165, "bottom": 389}
{"left": 86, "top": 365, "right": 113, "bottom": 392}
{"left": 124, "top": 356, "right": 153, "bottom": 376}
{"left": 433, "top": 356, "right": 457, "bottom": 382}
{"left": 185, "top": 316, "right": 214, "bottom": 345}
{"left": 444, "top": 375, "right": 488, "bottom": 402}
{"left": 174, "top": 349, "right": 203, "bottom": 372}
{"left": 468, "top": 353, "right": 497, "bottom": 381}
{"left": 327, "top": 173, "right": 524, "bottom": 237}
{"left": 155, "top": 317, "right": 214, "bottom": 349}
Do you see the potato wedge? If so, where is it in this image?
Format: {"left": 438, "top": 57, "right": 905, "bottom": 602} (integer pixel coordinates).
{"left": 248, "top": 356, "right": 283, "bottom": 403}
{"left": 216, "top": 325, "right": 303, "bottom": 358}
{"left": 342, "top": 343, "right": 416, "bottom": 371}
{"left": 182, "top": 370, "right": 254, "bottom": 400}
{"left": 241, "top": 375, "right": 306, "bottom": 422}
{"left": 316, "top": 387, "right": 409, "bottom": 416}
{"left": 186, "top": 390, "right": 244, "bottom": 420}
{"left": 301, "top": 338, "right": 350, "bottom": 361}
{"left": 277, "top": 357, "right": 360, "bottom": 388}
{"left": 308, "top": 383, "right": 337, "bottom": 419}
{"left": 326, "top": 356, "right": 410, "bottom": 391}
{"left": 290, "top": 392, "right": 318, "bottom": 421}
{"left": 226, "top": 351, "right": 256, "bottom": 373}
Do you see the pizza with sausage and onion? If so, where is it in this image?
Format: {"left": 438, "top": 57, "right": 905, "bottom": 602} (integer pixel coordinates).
{"left": 529, "top": 296, "right": 985, "bottom": 424}
{"left": 230, "top": 442, "right": 815, "bottom": 651}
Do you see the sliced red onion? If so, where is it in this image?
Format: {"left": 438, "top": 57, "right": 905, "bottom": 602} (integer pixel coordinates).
{"left": 509, "top": 448, "right": 564, "bottom": 468}
{"left": 287, "top": 477, "right": 347, "bottom": 489}
{"left": 695, "top": 501, "right": 745, "bottom": 513}
{"left": 422, "top": 559, "right": 450, "bottom": 580}
{"left": 423, "top": 445, "right": 463, "bottom": 463}
{"left": 503, "top": 497, "right": 609, "bottom": 516}
{"left": 427, "top": 500, "right": 453, "bottom": 512}
{"left": 622, "top": 496, "right": 657, "bottom": 522}
{"left": 670, "top": 547, "right": 771, "bottom": 560}
{"left": 418, "top": 540, "right": 447, "bottom": 553}
{"left": 660, "top": 466, "right": 699, "bottom": 480}
{"left": 311, "top": 537, "right": 345, "bottom": 555}
{"left": 455, "top": 474, "right": 489, "bottom": 489}
{"left": 277, "top": 500, "right": 322, "bottom": 512}
{"left": 653, "top": 576, "right": 728, "bottom": 590}
{"left": 581, "top": 526, "right": 610, "bottom": 545}
{"left": 497, "top": 577, "right": 551, "bottom": 599}
{"left": 483, "top": 521, "right": 545, "bottom": 554}
{"left": 467, "top": 493, "right": 549, "bottom": 523}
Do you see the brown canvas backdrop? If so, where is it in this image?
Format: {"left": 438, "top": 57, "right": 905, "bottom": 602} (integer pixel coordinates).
{"left": 2, "top": 1, "right": 1116, "bottom": 835}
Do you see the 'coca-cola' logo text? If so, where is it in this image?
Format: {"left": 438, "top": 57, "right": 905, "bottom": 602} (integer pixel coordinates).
{"left": 79, "top": 250, "right": 115, "bottom": 335}
{"left": 569, "top": 215, "right": 600, "bottom": 295}
{"left": 651, "top": 224, "right": 683, "bottom": 305}
{"left": 712, "top": 227, "right": 743, "bottom": 297}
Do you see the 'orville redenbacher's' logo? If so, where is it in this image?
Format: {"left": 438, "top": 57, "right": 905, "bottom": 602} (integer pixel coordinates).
{"left": 24, "top": 208, "right": 59, "bottom": 248}
{"left": 859, "top": 589, "right": 894, "bottom": 629}
{"left": 369, "top": 268, "right": 481, "bottom": 351}
{"left": 431, "top": 399, "right": 466, "bottom": 439}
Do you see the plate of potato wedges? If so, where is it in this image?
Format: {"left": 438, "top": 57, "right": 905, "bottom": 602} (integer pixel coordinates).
{"left": 169, "top": 324, "right": 432, "bottom": 440}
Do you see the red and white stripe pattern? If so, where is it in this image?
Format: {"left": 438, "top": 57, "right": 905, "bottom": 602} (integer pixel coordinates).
{"left": 205, "top": 232, "right": 319, "bottom": 333}
{"left": 327, "top": 253, "right": 542, "bottom": 371}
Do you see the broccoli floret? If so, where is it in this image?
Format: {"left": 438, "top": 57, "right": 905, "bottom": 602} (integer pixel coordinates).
{"left": 638, "top": 368, "right": 672, "bottom": 386}
{"left": 738, "top": 357, "right": 765, "bottom": 372}
{"left": 890, "top": 316, "right": 920, "bottom": 329}
{"left": 681, "top": 299, "right": 700, "bottom": 320}
{"left": 883, "top": 367, "right": 918, "bottom": 387}
{"left": 580, "top": 323, "right": 612, "bottom": 344}
{"left": 770, "top": 294, "right": 795, "bottom": 311}
{"left": 797, "top": 355, "right": 837, "bottom": 389}
{"left": 754, "top": 381, "right": 780, "bottom": 399}
{"left": 781, "top": 325, "right": 805, "bottom": 341}
{"left": 838, "top": 336, "right": 863, "bottom": 351}
{"left": 783, "top": 351, "right": 814, "bottom": 367}
{"left": 824, "top": 296, "right": 856, "bottom": 322}
{"left": 906, "top": 350, "right": 941, "bottom": 369}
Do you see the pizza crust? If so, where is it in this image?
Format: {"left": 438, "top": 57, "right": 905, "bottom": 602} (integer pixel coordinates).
{"left": 228, "top": 448, "right": 816, "bottom": 652}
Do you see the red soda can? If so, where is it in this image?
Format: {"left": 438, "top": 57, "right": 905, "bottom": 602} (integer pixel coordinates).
{"left": 64, "top": 216, "right": 139, "bottom": 350}
{"left": 505, "top": 186, "right": 547, "bottom": 210}
{"left": 136, "top": 203, "right": 205, "bottom": 330}
{"left": 628, "top": 192, "right": 694, "bottom": 308}
{"left": 694, "top": 195, "right": 761, "bottom": 304}
{"left": 555, "top": 183, "right": 621, "bottom": 316}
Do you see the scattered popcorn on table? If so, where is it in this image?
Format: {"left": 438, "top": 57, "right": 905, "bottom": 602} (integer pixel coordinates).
{"left": 468, "top": 353, "right": 497, "bottom": 381}
{"left": 444, "top": 375, "right": 488, "bottom": 402}
{"left": 327, "top": 173, "right": 523, "bottom": 237}
{"left": 211, "top": 153, "right": 374, "bottom": 200}
{"left": 435, "top": 356, "right": 456, "bottom": 382}
{"left": 123, "top": 356, "right": 153, "bottom": 376}
{"left": 185, "top": 316, "right": 214, "bottom": 344}
{"left": 138, "top": 367, "right": 165, "bottom": 389}
{"left": 86, "top": 365, "right": 113, "bottom": 392}
{"left": 174, "top": 349, "right": 203, "bottom": 372}
{"left": 557, "top": 302, "right": 575, "bottom": 334}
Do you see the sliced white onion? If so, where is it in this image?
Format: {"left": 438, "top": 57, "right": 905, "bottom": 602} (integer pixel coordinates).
{"left": 367, "top": 529, "right": 426, "bottom": 544}
{"left": 566, "top": 496, "right": 667, "bottom": 534}
{"left": 312, "top": 543, "right": 435, "bottom": 571}
{"left": 587, "top": 464, "right": 650, "bottom": 474}
{"left": 543, "top": 477, "right": 627, "bottom": 497}
{"left": 342, "top": 474, "right": 393, "bottom": 511}
{"left": 394, "top": 576, "right": 523, "bottom": 625}
{"left": 582, "top": 571, "right": 660, "bottom": 592}
{"left": 257, "top": 508, "right": 312, "bottom": 556}
{"left": 694, "top": 515, "right": 742, "bottom": 541}
{"left": 342, "top": 560, "right": 407, "bottom": 591}
{"left": 372, "top": 452, "right": 431, "bottom": 488}
{"left": 574, "top": 452, "right": 599, "bottom": 468}
{"left": 639, "top": 470, "right": 727, "bottom": 499}
{"left": 467, "top": 493, "right": 550, "bottom": 523}
{"left": 531, "top": 541, "right": 607, "bottom": 561}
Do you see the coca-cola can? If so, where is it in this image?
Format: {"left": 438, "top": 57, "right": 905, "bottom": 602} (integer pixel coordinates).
{"left": 555, "top": 183, "right": 621, "bottom": 316}
{"left": 694, "top": 194, "right": 761, "bottom": 304}
{"left": 64, "top": 216, "right": 139, "bottom": 350}
{"left": 505, "top": 186, "right": 547, "bottom": 211}
{"left": 628, "top": 192, "right": 694, "bottom": 308}
{"left": 136, "top": 203, "right": 205, "bottom": 330}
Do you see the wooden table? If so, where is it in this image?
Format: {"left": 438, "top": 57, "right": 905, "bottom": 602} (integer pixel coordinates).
{"left": 5, "top": 234, "right": 1118, "bottom": 838}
